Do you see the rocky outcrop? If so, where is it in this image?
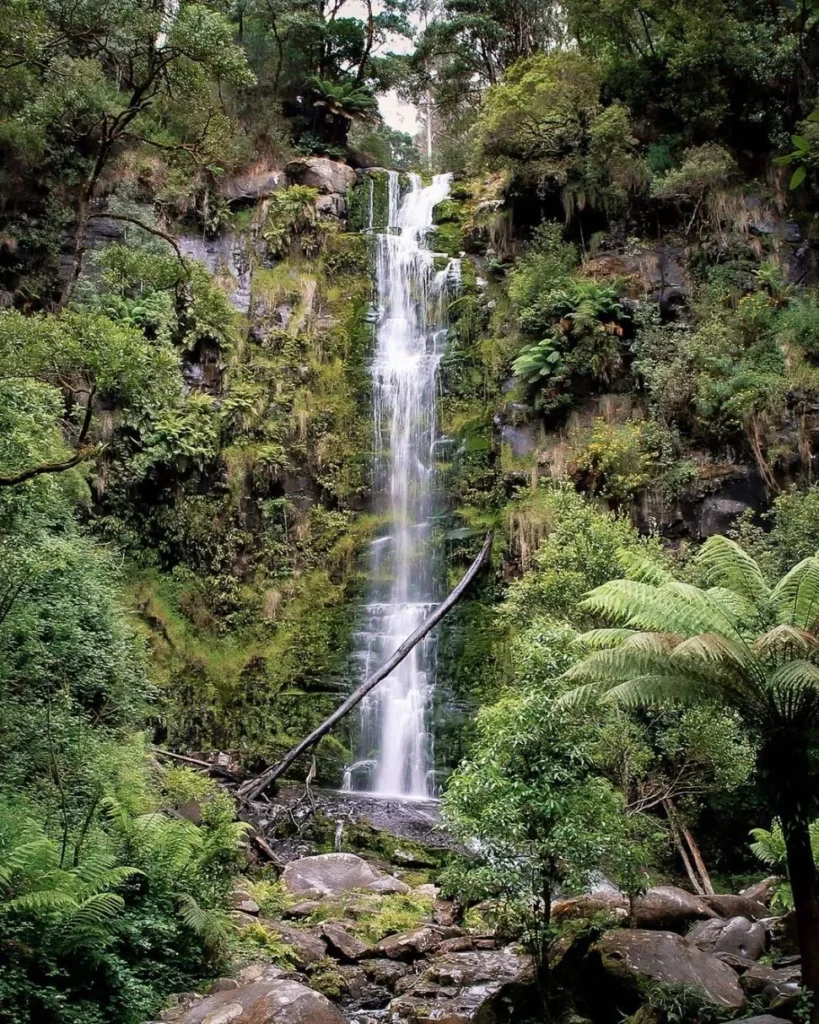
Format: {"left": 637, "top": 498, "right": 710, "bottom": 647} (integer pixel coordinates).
{"left": 590, "top": 930, "right": 746, "bottom": 1013}
{"left": 281, "top": 853, "right": 383, "bottom": 895}
{"left": 219, "top": 166, "right": 282, "bottom": 201}
{"left": 262, "top": 921, "right": 328, "bottom": 969}
{"left": 390, "top": 947, "right": 533, "bottom": 1024}
{"left": 286, "top": 158, "right": 356, "bottom": 195}
{"left": 703, "top": 894, "right": 769, "bottom": 921}
{"left": 173, "top": 979, "right": 344, "bottom": 1024}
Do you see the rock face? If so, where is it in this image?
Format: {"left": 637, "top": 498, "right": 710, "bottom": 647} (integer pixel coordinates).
{"left": 390, "top": 947, "right": 533, "bottom": 1024}
{"left": 219, "top": 166, "right": 282, "bottom": 201}
{"left": 286, "top": 158, "right": 356, "bottom": 194}
{"left": 592, "top": 930, "right": 745, "bottom": 1012}
{"left": 175, "top": 979, "right": 344, "bottom": 1024}
{"left": 281, "top": 853, "right": 382, "bottom": 895}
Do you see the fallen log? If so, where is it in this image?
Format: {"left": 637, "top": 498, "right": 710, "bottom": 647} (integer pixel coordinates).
{"left": 237, "top": 532, "right": 494, "bottom": 801}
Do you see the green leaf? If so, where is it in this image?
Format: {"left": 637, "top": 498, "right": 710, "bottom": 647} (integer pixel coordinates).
{"left": 790, "top": 165, "right": 807, "bottom": 190}
{"left": 792, "top": 135, "right": 810, "bottom": 152}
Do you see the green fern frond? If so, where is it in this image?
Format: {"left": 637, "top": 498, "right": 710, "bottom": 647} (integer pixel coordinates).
{"left": 617, "top": 549, "right": 674, "bottom": 585}
{"left": 754, "top": 624, "right": 819, "bottom": 661}
{"left": 580, "top": 628, "right": 637, "bottom": 649}
{"left": 697, "top": 535, "right": 770, "bottom": 606}
{"left": 772, "top": 556, "right": 819, "bottom": 629}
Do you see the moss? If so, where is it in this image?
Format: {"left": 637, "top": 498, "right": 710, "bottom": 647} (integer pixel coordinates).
{"left": 429, "top": 221, "right": 463, "bottom": 257}
{"left": 347, "top": 170, "right": 391, "bottom": 231}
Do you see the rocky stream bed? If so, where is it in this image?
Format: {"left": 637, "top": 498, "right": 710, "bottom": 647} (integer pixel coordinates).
{"left": 145, "top": 784, "right": 804, "bottom": 1024}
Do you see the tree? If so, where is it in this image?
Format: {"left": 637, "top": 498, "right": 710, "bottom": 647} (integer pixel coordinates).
{"left": 442, "top": 686, "right": 641, "bottom": 1004}
{"left": 563, "top": 535, "right": 819, "bottom": 1019}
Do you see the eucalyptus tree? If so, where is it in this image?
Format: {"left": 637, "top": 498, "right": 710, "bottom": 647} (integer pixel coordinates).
{"left": 563, "top": 536, "right": 819, "bottom": 1015}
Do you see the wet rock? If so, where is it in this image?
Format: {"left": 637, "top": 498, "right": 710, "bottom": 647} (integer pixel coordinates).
{"left": 315, "top": 194, "right": 346, "bottom": 218}
{"left": 740, "top": 963, "right": 801, "bottom": 996}
{"left": 284, "top": 901, "right": 324, "bottom": 920}
{"left": 438, "top": 935, "right": 499, "bottom": 954}
{"left": 592, "top": 930, "right": 745, "bottom": 1010}
{"left": 236, "top": 963, "right": 308, "bottom": 986}
{"left": 714, "top": 952, "right": 758, "bottom": 973}
{"left": 261, "top": 920, "right": 328, "bottom": 969}
{"left": 390, "top": 947, "right": 533, "bottom": 1024}
{"left": 376, "top": 926, "right": 445, "bottom": 961}
{"left": 286, "top": 158, "right": 356, "bottom": 195}
{"left": 433, "top": 899, "right": 457, "bottom": 927}
{"left": 175, "top": 979, "right": 344, "bottom": 1024}
{"left": 704, "top": 894, "right": 768, "bottom": 921}
{"left": 367, "top": 875, "right": 410, "bottom": 895}
{"left": 282, "top": 853, "right": 383, "bottom": 896}
{"left": 361, "top": 958, "right": 412, "bottom": 991}
{"left": 632, "top": 885, "right": 719, "bottom": 931}
{"left": 321, "top": 922, "right": 372, "bottom": 961}
{"left": 700, "top": 497, "right": 751, "bottom": 538}
{"left": 740, "top": 877, "right": 782, "bottom": 907}
{"left": 553, "top": 891, "right": 629, "bottom": 924}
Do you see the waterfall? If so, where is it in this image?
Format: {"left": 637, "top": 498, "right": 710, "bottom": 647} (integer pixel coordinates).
{"left": 346, "top": 171, "right": 458, "bottom": 799}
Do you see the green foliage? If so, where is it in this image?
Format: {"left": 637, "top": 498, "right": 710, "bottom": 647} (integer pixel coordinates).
{"left": 262, "top": 186, "right": 323, "bottom": 258}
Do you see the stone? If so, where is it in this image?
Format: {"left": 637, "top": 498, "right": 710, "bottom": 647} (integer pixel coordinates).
{"left": 282, "top": 853, "right": 382, "bottom": 896}
{"left": 740, "top": 877, "right": 782, "bottom": 907}
{"left": 261, "top": 921, "right": 328, "bottom": 969}
{"left": 361, "top": 958, "right": 412, "bottom": 991}
{"left": 315, "top": 194, "right": 346, "bottom": 218}
{"left": 321, "top": 922, "right": 372, "bottom": 961}
{"left": 552, "top": 891, "right": 629, "bottom": 923}
{"left": 284, "top": 901, "right": 323, "bottom": 920}
{"left": 731, "top": 1018, "right": 791, "bottom": 1024}
{"left": 210, "top": 979, "right": 240, "bottom": 993}
{"left": 689, "top": 918, "right": 727, "bottom": 950}
{"left": 714, "top": 952, "right": 758, "bottom": 973}
{"left": 700, "top": 497, "right": 751, "bottom": 538}
{"left": 632, "top": 885, "right": 719, "bottom": 931}
{"left": 412, "top": 883, "right": 439, "bottom": 899}
{"left": 175, "top": 979, "right": 344, "bottom": 1024}
{"left": 593, "top": 930, "right": 745, "bottom": 1009}
{"left": 740, "top": 963, "right": 801, "bottom": 996}
{"left": 390, "top": 947, "right": 533, "bottom": 1024}
{"left": 433, "top": 899, "right": 457, "bottom": 927}
{"left": 714, "top": 918, "right": 766, "bottom": 960}
{"left": 232, "top": 897, "right": 260, "bottom": 916}
{"left": 219, "top": 167, "right": 282, "bottom": 201}
{"left": 236, "top": 963, "right": 307, "bottom": 986}
{"left": 367, "top": 875, "right": 411, "bottom": 895}
{"left": 286, "top": 158, "right": 356, "bottom": 195}
{"left": 375, "top": 926, "right": 445, "bottom": 961}
{"left": 704, "top": 894, "right": 768, "bottom": 921}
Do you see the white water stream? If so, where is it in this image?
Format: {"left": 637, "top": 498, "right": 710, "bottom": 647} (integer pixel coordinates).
{"left": 344, "top": 172, "right": 459, "bottom": 799}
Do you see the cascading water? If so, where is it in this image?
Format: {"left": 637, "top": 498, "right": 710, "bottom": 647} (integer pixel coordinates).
{"left": 344, "top": 171, "right": 459, "bottom": 799}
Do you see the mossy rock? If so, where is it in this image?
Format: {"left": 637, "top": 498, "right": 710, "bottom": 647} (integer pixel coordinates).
{"left": 429, "top": 221, "right": 463, "bottom": 257}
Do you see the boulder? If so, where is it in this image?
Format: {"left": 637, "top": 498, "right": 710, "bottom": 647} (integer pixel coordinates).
{"left": 632, "top": 885, "right": 718, "bottom": 931}
{"left": 367, "top": 875, "right": 411, "bottom": 895}
{"left": 740, "top": 963, "right": 802, "bottom": 996}
{"left": 740, "top": 877, "right": 782, "bottom": 907}
{"left": 433, "top": 899, "right": 458, "bottom": 927}
{"left": 231, "top": 893, "right": 260, "bottom": 915}
{"left": 704, "top": 894, "right": 768, "bottom": 921}
{"left": 321, "top": 922, "right": 372, "bottom": 961}
{"left": 315, "top": 194, "right": 346, "bottom": 218}
{"left": 286, "top": 158, "right": 356, "bottom": 195}
{"left": 552, "top": 891, "right": 629, "bottom": 924}
{"left": 282, "top": 853, "right": 382, "bottom": 896}
{"left": 714, "top": 918, "right": 766, "bottom": 960}
{"left": 261, "top": 920, "right": 327, "bottom": 969}
{"left": 362, "top": 958, "right": 412, "bottom": 991}
{"left": 284, "top": 901, "right": 323, "bottom": 920}
{"left": 593, "top": 930, "right": 745, "bottom": 1010}
{"left": 714, "top": 952, "right": 758, "bottom": 973}
{"left": 390, "top": 947, "right": 533, "bottom": 1024}
{"left": 175, "top": 979, "right": 344, "bottom": 1024}
{"left": 376, "top": 926, "right": 445, "bottom": 961}
{"left": 700, "top": 497, "right": 751, "bottom": 538}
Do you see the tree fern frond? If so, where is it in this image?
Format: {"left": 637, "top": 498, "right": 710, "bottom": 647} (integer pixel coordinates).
{"left": 754, "top": 624, "right": 819, "bottom": 661}
{"left": 603, "top": 673, "right": 713, "bottom": 707}
{"left": 767, "top": 660, "right": 819, "bottom": 722}
{"left": 3, "top": 890, "right": 78, "bottom": 915}
{"left": 671, "top": 632, "right": 760, "bottom": 675}
{"left": 697, "top": 535, "right": 770, "bottom": 606}
{"left": 772, "top": 556, "right": 819, "bottom": 629}
{"left": 622, "top": 632, "right": 683, "bottom": 653}
{"left": 617, "top": 549, "right": 674, "bottom": 585}
{"left": 579, "top": 628, "right": 637, "bottom": 650}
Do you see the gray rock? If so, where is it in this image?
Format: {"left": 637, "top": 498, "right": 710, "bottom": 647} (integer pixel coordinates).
{"left": 433, "top": 899, "right": 457, "bottom": 927}
{"left": 286, "top": 158, "right": 356, "bottom": 195}
{"left": 315, "top": 193, "right": 346, "bottom": 218}
{"left": 282, "top": 853, "right": 382, "bottom": 896}
{"left": 220, "top": 168, "right": 282, "bottom": 201}
{"left": 284, "top": 901, "right": 323, "bottom": 920}
{"left": 361, "top": 958, "right": 412, "bottom": 991}
{"left": 261, "top": 920, "right": 328, "bottom": 969}
{"left": 174, "top": 979, "right": 344, "bottom": 1024}
{"left": 375, "top": 926, "right": 445, "bottom": 961}
{"left": 714, "top": 952, "right": 758, "bottom": 973}
{"left": 321, "top": 922, "right": 372, "bottom": 961}
{"left": 390, "top": 947, "right": 532, "bottom": 1024}
{"left": 209, "top": 979, "right": 240, "bottom": 993}
{"left": 740, "top": 877, "right": 782, "bottom": 907}
{"left": 714, "top": 917, "right": 766, "bottom": 960}
{"left": 552, "top": 891, "right": 629, "bottom": 923}
{"left": 595, "top": 930, "right": 745, "bottom": 1009}
{"left": 367, "top": 875, "right": 410, "bottom": 895}
{"left": 740, "top": 963, "right": 801, "bottom": 996}
{"left": 704, "top": 894, "right": 768, "bottom": 921}
{"left": 700, "top": 497, "right": 751, "bottom": 538}
{"left": 232, "top": 898, "right": 260, "bottom": 915}
{"left": 633, "top": 885, "right": 719, "bottom": 931}
{"left": 732, "top": 1018, "right": 791, "bottom": 1024}
{"left": 689, "top": 918, "right": 727, "bottom": 950}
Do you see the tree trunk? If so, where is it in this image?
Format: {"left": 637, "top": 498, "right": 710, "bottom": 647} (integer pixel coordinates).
{"left": 237, "top": 533, "right": 493, "bottom": 801}
{"left": 782, "top": 812, "right": 819, "bottom": 1021}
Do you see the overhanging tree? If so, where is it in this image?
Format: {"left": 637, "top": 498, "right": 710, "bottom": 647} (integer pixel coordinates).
{"left": 562, "top": 536, "right": 819, "bottom": 1018}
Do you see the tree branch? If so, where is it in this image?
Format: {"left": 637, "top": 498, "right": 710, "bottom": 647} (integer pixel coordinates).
{"left": 0, "top": 446, "right": 98, "bottom": 488}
